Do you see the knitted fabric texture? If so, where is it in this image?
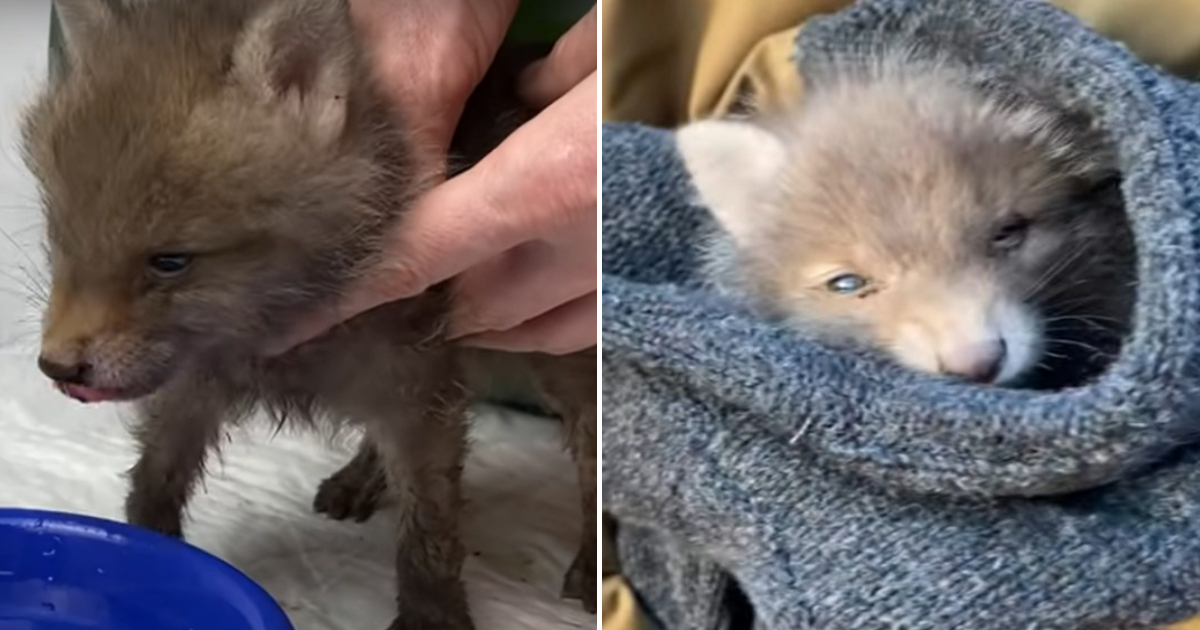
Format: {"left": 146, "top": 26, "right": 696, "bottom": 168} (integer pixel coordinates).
{"left": 601, "top": 0, "right": 1200, "bottom": 628}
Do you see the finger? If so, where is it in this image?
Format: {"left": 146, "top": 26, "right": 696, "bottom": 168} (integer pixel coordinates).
{"left": 457, "top": 292, "right": 597, "bottom": 354}
{"left": 349, "top": 0, "right": 520, "bottom": 155}
{"left": 448, "top": 222, "right": 596, "bottom": 338}
{"left": 519, "top": 5, "right": 597, "bottom": 108}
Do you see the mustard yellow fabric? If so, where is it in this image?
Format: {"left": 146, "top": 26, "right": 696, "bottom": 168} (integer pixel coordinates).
{"left": 602, "top": 0, "right": 1200, "bottom": 125}
{"left": 602, "top": 576, "right": 654, "bottom": 630}
{"left": 601, "top": 0, "right": 851, "bottom": 125}
{"left": 600, "top": 0, "right": 1200, "bottom": 627}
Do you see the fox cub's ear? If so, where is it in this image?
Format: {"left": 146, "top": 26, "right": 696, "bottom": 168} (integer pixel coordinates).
{"left": 53, "top": 0, "right": 121, "bottom": 80}
{"left": 230, "top": 0, "right": 356, "bottom": 147}
{"left": 676, "top": 119, "right": 786, "bottom": 247}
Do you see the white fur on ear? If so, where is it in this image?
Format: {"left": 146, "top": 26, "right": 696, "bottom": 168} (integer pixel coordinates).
{"left": 231, "top": 0, "right": 355, "bottom": 147}
{"left": 675, "top": 119, "right": 786, "bottom": 245}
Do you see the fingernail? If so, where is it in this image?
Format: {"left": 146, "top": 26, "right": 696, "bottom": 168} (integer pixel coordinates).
{"left": 260, "top": 322, "right": 321, "bottom": 357}
{"left": 261, "top": 336, "right": 298, "bottom": 357}
{"left": 453, "top": 333, "right": 496, "bottom": 350}
{"left": 445, "top": 303, "right": 479, "bottom": 341}
{"left": 517, "top": 59, "right": 546, "bottom": 104}
{"left": 444, "top": 318, "right": 475, "bottom": 341}
{"left": 454, "top": 336, "right": 482, "bottom": 348}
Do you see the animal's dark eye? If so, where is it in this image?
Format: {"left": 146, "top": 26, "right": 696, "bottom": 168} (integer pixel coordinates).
{"left": 826, "top": 273, "right": 869, "bottom": 294}
{"left": 992, "top": 217, "right": 1031, "bottom": 252}
{"left": 148, "top": 254, "right": 193, "bottom": 277}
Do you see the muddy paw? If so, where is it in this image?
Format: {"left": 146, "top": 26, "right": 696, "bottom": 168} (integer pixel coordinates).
{"left": 562, "top": 548, "right": 597, "bottom": 614}
{"left": 125, "top": 497, "right": 185, "bottom": 538}
{"left": 313, "top": 458, "right": 387, "bottom": 522}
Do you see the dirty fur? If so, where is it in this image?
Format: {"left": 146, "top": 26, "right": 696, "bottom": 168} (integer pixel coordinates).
{"left": 677, "top": 52, "right": 1136, "bottom": 389}
{"left": 316, "top": 347, "right": 598, "bottom": 606}
{"left": 24, "top": 0, "right": 596, "bottom": 626}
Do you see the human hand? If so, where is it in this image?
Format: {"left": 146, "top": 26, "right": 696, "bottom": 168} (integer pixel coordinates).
{"left": 449, "top": 5, "right": 597, "bottom": 353}
{"left": 270, "top": 5, "right": 597, "bottom": 356}
{"left": 349, "top": 0, "right": 519, "bottom": 170}
{"left": 444, "top": 71, "right": 598, "bottom": 355}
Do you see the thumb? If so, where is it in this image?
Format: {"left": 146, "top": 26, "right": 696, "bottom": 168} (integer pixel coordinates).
{"left": 363, "top": 77, "right": 597, "bottom": 303}
{"left": 519, "top": 5, "right": 597, "bottom": 109}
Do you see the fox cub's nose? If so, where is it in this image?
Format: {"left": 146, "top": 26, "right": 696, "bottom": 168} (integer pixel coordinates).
{"left": 941, "top": 339, "right": 1006, "bottom": 383}
{"left": 37, "top": 355, "right": 91, "bottom": 385}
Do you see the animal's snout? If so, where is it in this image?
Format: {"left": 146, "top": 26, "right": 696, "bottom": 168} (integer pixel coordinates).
{"left": 37, "top": 355, "right": 92, "bottom": 385}
{"left": 941, "top": 339, "right": 1006, "bottom": 383}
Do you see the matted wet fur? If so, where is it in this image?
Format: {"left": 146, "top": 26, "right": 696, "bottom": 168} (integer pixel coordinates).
{"left": 316, "top": 348, "right": 598, "bottom": 609}
{"left": 24, "top": 0, "right": 596, "bottom": 626}
{"left": 677, "top": 53, "right": 1136, "bottom": 389}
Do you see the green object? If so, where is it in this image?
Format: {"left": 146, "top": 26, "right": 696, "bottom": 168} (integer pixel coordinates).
{"left": 49, "top": 1, "right": 592, "bottom": 62}
{"left": 48, "top": 2, "right": 65, "bottom": 84}
{"left": 508, "top": 0, "right": 592, "bottom": 44}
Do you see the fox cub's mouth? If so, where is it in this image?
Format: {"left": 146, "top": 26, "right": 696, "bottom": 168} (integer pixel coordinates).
{"left": 53, "top": 382, "right": 142, "bottom": 404}
{"left": 39, "top": 358, "right": 170, "bottom": 404}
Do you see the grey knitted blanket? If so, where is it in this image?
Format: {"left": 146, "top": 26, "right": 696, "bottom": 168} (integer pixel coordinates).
{"left": 601, "top": 0, "right": 1200, "bottom": 628}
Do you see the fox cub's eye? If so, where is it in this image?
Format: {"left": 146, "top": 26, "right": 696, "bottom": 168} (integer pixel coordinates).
{"left": 992, "top": 217, "right": 1031, "bottom": 253}
{"left": 826, "top": 273, "right": 869, "bottom": 294}
{"left": 148, "top": 254, "right": 193, "bottom": 277}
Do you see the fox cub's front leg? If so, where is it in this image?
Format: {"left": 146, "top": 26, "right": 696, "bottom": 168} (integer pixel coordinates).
{"left": 125, "top": 377, "right": 230, "bottom": 537}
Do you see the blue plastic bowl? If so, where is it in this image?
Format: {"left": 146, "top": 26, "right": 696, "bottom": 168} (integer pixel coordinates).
{"left": 0, "top": 509, "right": 294, "bottom": 630}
